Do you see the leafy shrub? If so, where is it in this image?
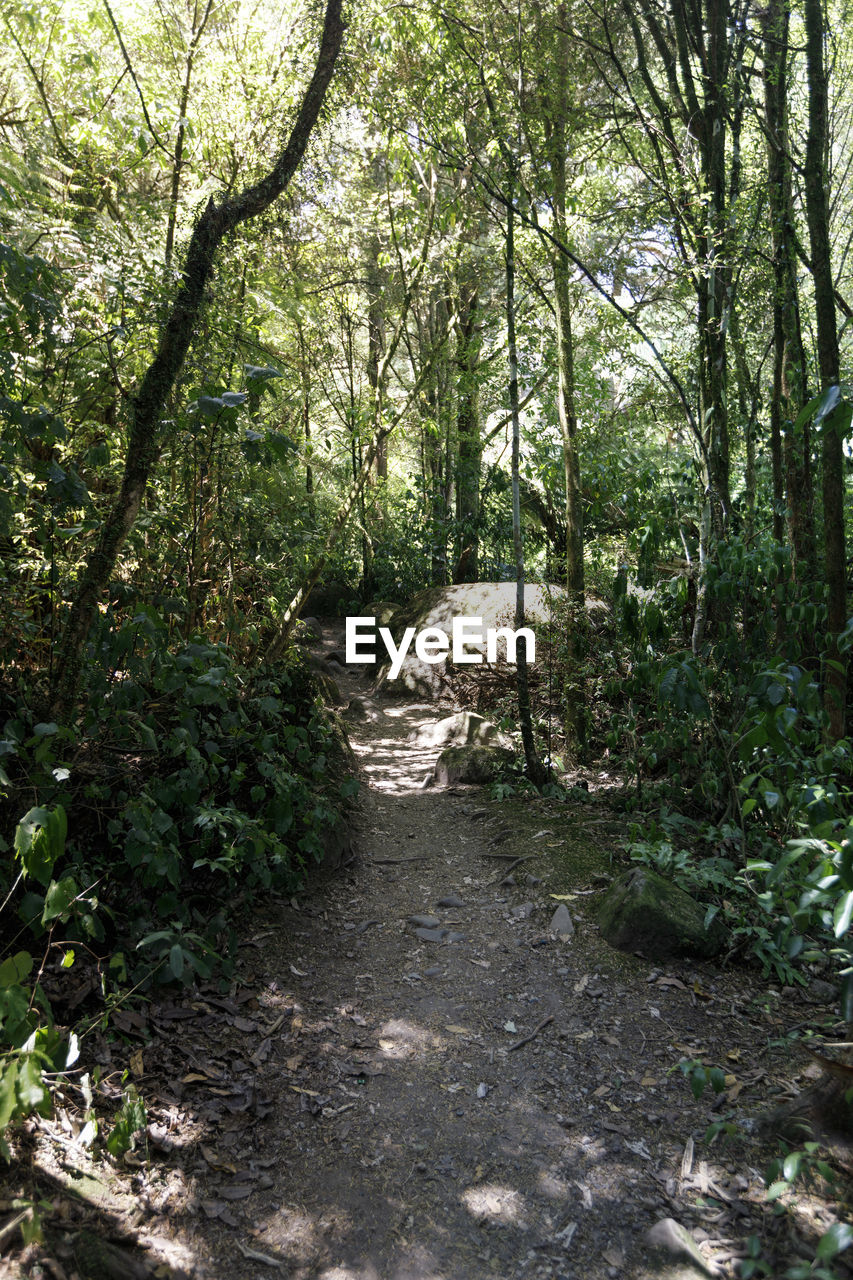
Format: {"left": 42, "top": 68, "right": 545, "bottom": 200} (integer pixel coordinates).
{"left": 2, "top": 618, "right": 357, "bottom": 985}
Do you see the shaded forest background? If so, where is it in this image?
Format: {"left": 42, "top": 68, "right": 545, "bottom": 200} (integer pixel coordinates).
{"left": 1, "top": 0, "right": 852, "bottom": 1244}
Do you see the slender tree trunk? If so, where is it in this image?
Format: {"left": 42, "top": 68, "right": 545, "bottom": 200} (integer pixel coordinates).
{"left": 49, "top": 0, "right": 346, "bottom": 722}
{"left": 547, "top": 11, "right": 586, "bottom": 748}
{"left": 165, "top": 0, "right": 215, "bottom": 269}
{"left": 803, "top": 0, "right": 847, "bottom": 738}
{"left": 506, "top": 161, "right": 547, "bottom": 788}
{"left": 453, "top": 270, "right": 481, "bottom": 583}
{"left": 366, "top": 149, "right": 387, "bottom": 481}
{"left": 764, "top": 0, "right": 816, "bottom": 588}
{"left": 297, "top": 322, "right": 315, "bottom": 516}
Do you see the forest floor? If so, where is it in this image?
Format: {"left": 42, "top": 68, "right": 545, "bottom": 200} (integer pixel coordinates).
{"left": 4, "top": 621, "right": 851, "bottom": 1280}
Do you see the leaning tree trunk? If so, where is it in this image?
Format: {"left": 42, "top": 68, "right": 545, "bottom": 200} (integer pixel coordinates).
{"left": 803, "top": 0, "right": 847, "bottom": 740}
{"left": 49, "top": 0, "right": 346, "bottom": 723}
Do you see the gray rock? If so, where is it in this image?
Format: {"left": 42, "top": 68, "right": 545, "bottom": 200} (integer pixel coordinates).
{"left": 437, "top": 894, "right": 465, "bottom": 908}
{"left": 424, "top": 965, "right": 442, "bottom": 977}
{"left": 326, "top": 650, "right": 348, "bottom": 667}
{"left": 434, "top": 744, "right": 514, "bottom": 786}
{"left": 415, "top": 927, "right": 449, "bottom": 942}
{"left": 639, "top": 1218, "right": 718, "bottom": 1278}
{"left": 597, "top": 867, "right": 728, "bottom": 960}
{"left": 411, "top": 711, "right": 511, "bottom": 750}
{"left": 344, "top": 697, "right": 369, "bottom": 720}
{"left": 373, "top": 582, "right": 605, "bottom": 697}
{"left": 363, "top": 600, "right": 399, "bottom": 627}
{"left": 511, "top": 902, "right": 535, "bottom": 919}
{"left": 445, "top": 931, "right": 466, "bottom": 943}
{"left": 806, "top": 978, "right": 838, "bottom": 1005}
{"left": 408, "top": 915, "right": 441, "bottom": 929}
{"left": 550, "top": 904, "right": 575, "bottom": 939}
{"left": 293, "top": 617, "right": 322, "bottom": 645}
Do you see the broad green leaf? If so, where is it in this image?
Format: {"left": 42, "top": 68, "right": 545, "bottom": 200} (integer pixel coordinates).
{"left": 0, "top": 951, "right": 32, "bottom": 986}
{"left": 0, "top": 1061, "right": 19, "bottom": 1133}
{"left": 834, "top": 889, "right": 853, "bottom": 938}
{"left": 41, "top": 876, "right": 79, "bottom": 925}
{"left": 813, "top": 384, "right": 841, "bottom": 426}
{"left": 816, "top": 1221, "right": 853, "bottom": 1260}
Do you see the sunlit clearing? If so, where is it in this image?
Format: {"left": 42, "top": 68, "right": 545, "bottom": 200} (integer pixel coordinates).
{"left": 256, "top": 1206, "right": 324, "bottom": 1256}
{"left": 537, "top": 1169, "right": 572, "bottom": 1200}
{"left": 377, "top": 1017, "right": 439, "bottom": 1059}
{"left": 318, "top": 1266, "right": 381, "bottom": 1280}
{"left": 461, "top": 1184, "right": 525, "bottom": 1225}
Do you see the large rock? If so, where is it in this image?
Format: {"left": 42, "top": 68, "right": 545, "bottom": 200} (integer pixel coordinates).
{"left": 434, "top": 744, "right": 514, "bottom": 786}
{"left": 363, "top": 599, "right": 399, "bottom": 627}
{"left": 633, "top": 1219, "right": 718, "bottom": 1279}
{"left": 293, "top": 616, "right": 322, "bottom": 645}
{"left": 597, "top": 867, "right": 727, "bottom": 960}
{"left": 374, "top": 582, "right": 565, "bottom": 698}
{"left": 410, "top": 710, "right": 511, "bottom": 750}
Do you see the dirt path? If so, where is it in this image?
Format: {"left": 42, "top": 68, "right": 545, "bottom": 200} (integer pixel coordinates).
{"left": 17, "top": 623, "right": 835, "bottom": 1280}
{"left": 145, "top": 621, "right": 791, "bottom": 1280}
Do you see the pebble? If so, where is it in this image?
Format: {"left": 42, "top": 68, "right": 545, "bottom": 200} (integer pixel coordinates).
{"left": 408, "top": 914, "right": 441, "bottom": 929}
{"left": 437, "top": 894, "right": 465, "bottom": 908}
{"left": 415, "top": 927, "right": 448, "bottom": 942}
{"left": 511, "top": 902, "right": 535, "bottom": 919}
{"left": 424, "top": 966, "right": 442, "bottom": 977}
{"left": 550, "top": 904, "right": 574, "bottom": 939}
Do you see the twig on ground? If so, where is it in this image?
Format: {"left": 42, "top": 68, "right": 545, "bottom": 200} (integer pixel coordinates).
{"left": 370, "top": 856, "right": 429, "bottom": 865}
{"left": 507, "top": 1014, "right": 554, "bottom": 1051}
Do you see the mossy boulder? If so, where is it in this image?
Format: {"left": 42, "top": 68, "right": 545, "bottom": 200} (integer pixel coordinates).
{"left": 597, "top": 867, "right": 728, "bottom": 960}
{"left": 434, "top": 743, "right": 514, "bottom": 786}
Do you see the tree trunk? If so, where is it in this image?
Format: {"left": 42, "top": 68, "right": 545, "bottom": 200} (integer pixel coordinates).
{"left": 506, "top": 161, "right": 548, "bottom": 789}
{"left": 803, "top": 0, "right": 847, "bottom": 738}
{"left": 453, "top": 271, "right": 481, "bottom": 583}
{"left": 546, "top": 11, "right": 586, "bottom": 749}
{"left": 764, "top": 0, "right": 816, "bottom": 589}
{"left": 49, "top": 0, "right": 346, "bottom": 722}
{"left": 366, "top": 149, "right": 387, "bottom": 481}
{"left": 165, "top": 0, "right": 216, "bottom": 269}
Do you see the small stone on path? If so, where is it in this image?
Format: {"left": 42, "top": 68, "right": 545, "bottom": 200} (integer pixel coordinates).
{"left": 550, "top": 904, "right": 575, "bottom": 939}
{"left": 408, "top": 914, "right": 441, "bottom": 928}
{"left": 415, "top": 927, "right": 449, "bottom": 942}
{"left": 437, "top": 894, "right": 465, "bottom": 908}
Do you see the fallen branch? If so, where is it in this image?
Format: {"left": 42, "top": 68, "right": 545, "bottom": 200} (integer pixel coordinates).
{"left": 370, "top": 856, "right": 429, "bottom": 865}
{"left": 507, "top": 1014, "right": 554, "bottom": 1052}
{"left": 489, "top": 855, "right": 538, "bottom": 883}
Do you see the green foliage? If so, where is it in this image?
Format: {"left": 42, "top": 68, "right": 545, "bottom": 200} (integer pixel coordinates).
{"left": 741, "top": 1143, "right": 853, "bottom": 1280}
{"left": 2, "top": 625, "right": 356, "bottom": 985}
{"left": 105, "top": 1085, "right": 146, "bottom": 1157}
{"left": 0, "top": 805, "right": 84, "bottom": 1159}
